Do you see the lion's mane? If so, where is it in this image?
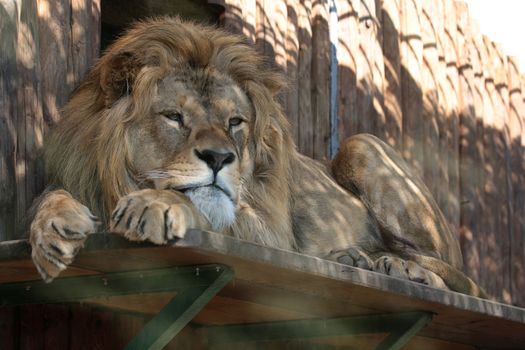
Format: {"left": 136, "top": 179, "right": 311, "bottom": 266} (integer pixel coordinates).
{"left": 45, "top": 17, "right": 294, "bottom": 239}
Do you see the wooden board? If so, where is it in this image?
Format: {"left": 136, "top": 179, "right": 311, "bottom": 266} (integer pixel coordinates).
{"left": 1, "top": 231, "right": 525, "bottom": 349}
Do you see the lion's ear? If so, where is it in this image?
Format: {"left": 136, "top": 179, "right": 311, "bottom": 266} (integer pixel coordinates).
{"left": 100, "top": 51, "right": 142, "bottom": 105}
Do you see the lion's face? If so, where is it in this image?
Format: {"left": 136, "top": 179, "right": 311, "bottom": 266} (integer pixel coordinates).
{"left": 129, "top": 69, "right": 254, "bottom": 230}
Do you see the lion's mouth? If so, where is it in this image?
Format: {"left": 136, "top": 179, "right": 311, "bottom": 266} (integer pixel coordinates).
{"left": 172, "top": 184, "right": 233, "bottom": 200}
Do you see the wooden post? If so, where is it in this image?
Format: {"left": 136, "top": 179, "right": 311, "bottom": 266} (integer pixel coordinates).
{"left": 455, "top": 1, "right": 480, "bottom": 282}
{"left": 336, "top": 0, "right": 358, "bottom": 143}
{"left": 420, "top": 0, "right": 441, "bottom": 201}
{"left": 311, "top": 0, "right": 330, "bottom": 159}
{"left": 242, "top": 0, "right": 257, "bottom": 43}
{"left": 380, "top": 0, "right": 402, "bottom": 150}
{"left": 508, "top": 57, "right": 525, "bottom": 306}
{"left": 224, "top": 0, "right": 243, "bottom": 34}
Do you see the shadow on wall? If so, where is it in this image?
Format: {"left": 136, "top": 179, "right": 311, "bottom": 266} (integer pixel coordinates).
{"left": 223, "top": 1, "right": 524, "bottom": 306}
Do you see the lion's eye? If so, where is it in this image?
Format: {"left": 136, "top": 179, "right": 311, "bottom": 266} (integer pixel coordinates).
{"left": 163, "top": 112, "right": 183, "bottom": 125}
{"left": 229, "top": 117, "right": 244, "bottom": 128}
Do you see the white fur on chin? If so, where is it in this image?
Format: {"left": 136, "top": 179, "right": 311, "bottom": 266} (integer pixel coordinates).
{"left": 184, "top": 186, "right": 236, "bottom": 231}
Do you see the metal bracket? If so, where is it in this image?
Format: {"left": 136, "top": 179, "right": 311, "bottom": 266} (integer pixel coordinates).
{"left": 205, "top": 311, "right": 433, "bottom": 350}
{"left": 0, "top": 264, "right": 234, "bottom": 350}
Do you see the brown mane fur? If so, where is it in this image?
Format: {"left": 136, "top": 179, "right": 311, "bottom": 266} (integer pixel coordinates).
{"left": 45, "top": 17, "right": 294, "bottom": 240}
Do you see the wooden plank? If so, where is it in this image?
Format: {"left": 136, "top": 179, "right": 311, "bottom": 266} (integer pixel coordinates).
{"left": 286, "top": 0, "right": 300, "bottom": 143}
{"left": 355, "top": 0, "right": 385, "bottom": 137}
{"left": 442, "top": 0, "right": 460, "bottom": 236}
{"left": 380, "top": 0, "right": 402, "bottom": 149}
{"left": 297, "top": 0, "right": 313, "bottom": 157}
{"left": 311, "top": 0, "right": 330, "bottom": 159}
{"left": 0, "top": 0, "right": 19, "bottom": 241}
{"left": 420, "top": 0, "right": 441, "bottom": 200}
{"left": 455, "top": 1, "right": 480, "bottom": 285}
{"left": 506, "top": 56, "right": 524, "bottom": 307}
{"left": 400, "top": 0, "right": 424, "bottom": 177}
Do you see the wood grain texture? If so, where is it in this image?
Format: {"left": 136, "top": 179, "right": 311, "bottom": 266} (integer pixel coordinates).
{"left": 380, "top": 0, "right": 402, "bottom": 149}
{"left": 455, "top": 1, "right": 480, "bottom": 286}
{"left": 507, "top": 57, "right": 525, "bottom": 306}
{"left": 297, "top": 0, "right": 313, "bottom": 157}
{"left": 400, "top": 0, "right": 424, "bottom": 178}
{"left": 311, "top": 0, "right": 330, "bottom": 159}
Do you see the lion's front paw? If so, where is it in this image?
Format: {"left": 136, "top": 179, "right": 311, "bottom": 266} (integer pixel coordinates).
{"left": 110, "top": 189, "right": 197, "bottom": 245}
{"left": 30, "top": 191, "right": 99, "bottom": 282}
{"left": 327, "top": 247, "right": 374, "bottom": 270}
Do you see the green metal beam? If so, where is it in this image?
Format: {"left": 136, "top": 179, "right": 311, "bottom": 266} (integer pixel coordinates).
{"left": 205, "top": 311, "right": 433, "bottom": 349}
{"left": 0, "top": 264, "right": 234, "bottom": 350}
{"left": 375, "top": 312, "right": 433, "bottom": 350}
{"left": 125, "top": 266, "right": 234, "bottom": 350}
{"left": 0, "top": 264, "right": 232, "bottom": 306}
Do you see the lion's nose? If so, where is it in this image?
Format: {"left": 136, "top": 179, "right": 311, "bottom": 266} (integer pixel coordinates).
{"left": 195, "top": 149, "right": 235, "bottom": 174}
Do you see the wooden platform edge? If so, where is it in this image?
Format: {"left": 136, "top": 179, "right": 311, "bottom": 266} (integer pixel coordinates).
{"left": 1, "top": 230, "right": 525, "bottom": 324}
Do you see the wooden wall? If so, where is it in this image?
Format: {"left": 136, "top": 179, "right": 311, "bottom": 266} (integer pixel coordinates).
{"left": 0, "top": 0, "right": 101, "bottom": 241}
{"left": 1, "top": 0, "right": 525, "bottom": 306}
{"left": 217, "top": 0, "right": 525, "bottom": 306}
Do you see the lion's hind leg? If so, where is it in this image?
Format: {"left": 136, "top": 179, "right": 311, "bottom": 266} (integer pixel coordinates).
{"left": 374, "top": 255, "right": 448, "bottom": 289}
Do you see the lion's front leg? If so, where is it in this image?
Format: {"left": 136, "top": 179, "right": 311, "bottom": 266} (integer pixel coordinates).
{"left": 30, "top": 190, "right": 100, "bottom": 282}
{"left": 110, "top": 189, "right": 210, "bottom": 244}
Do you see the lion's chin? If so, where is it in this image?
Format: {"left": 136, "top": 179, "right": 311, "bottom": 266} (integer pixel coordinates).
{"left": 183, "top": 186, "right": 236, "bottom": 231}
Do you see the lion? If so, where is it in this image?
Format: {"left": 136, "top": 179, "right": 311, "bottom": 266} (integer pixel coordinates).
{"left": 28, "top": 17, "right": 485, "bottom": 297}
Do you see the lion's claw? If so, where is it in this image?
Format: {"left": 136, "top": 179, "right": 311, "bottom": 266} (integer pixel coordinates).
{"left": 30, "top": 191, "right": 98, "bottom": 282}
{"left": 110, "top": 189, "right": 194, "bottom": 245}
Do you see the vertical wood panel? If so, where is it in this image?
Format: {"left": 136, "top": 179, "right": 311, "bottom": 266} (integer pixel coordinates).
{"left": 336, "top": 0, "right": 358, "bottom": 142}
{"left": 480, "top": 34, "right": 500, "bottom": 299}
{"left": 224, "top": 0, "right": 243, "bottom": 33}
{"left": 43, "top": 305, "right": 70, "bottom": 350}
{"left": 468, "top": 18, "right": 486, "bottom": 289}
{"left": 0, "top": 306, "right": 17, "bottom": 350}
{"left": 456, "top": 1, "right": 479, "bottom": 281}
{"left": 311, "top": 0, "right": 330, "bottom": 159}
{"left": 508, "top": 56, "right": 525, "bottom": 306}
{"left": 242, "top": 0, "right": 257, "bottom": 42}
{"left": 443, "top": 0, "right": 460, "bottom": 236}
{"left": 297, "top": 0, "right": 313, "bottom": 157}
{"left": 434, "top": 0, "right": 450, "bottom": 229}
{"left": 493, "top": 41, "right": 512, "bottom": 304}
{"left": 380, "top": 0, "right": 402, "bottom": 149}
{"left": 0, "top": 0, "right": 19, "bottom": 241}
{"left": 420, "top": 0, "right": 440, "bottom": 199}
{"left": 286, "top": 0, "right": 300, "bottom": 142}
{"left": 400, "top": 0, "right": 423, "bottom": 177}
{"left": 355, "top": 0, "right": 384, "bottom": 137}
{"left": 20, "top": 304, "right": 45, "bottom": 350}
